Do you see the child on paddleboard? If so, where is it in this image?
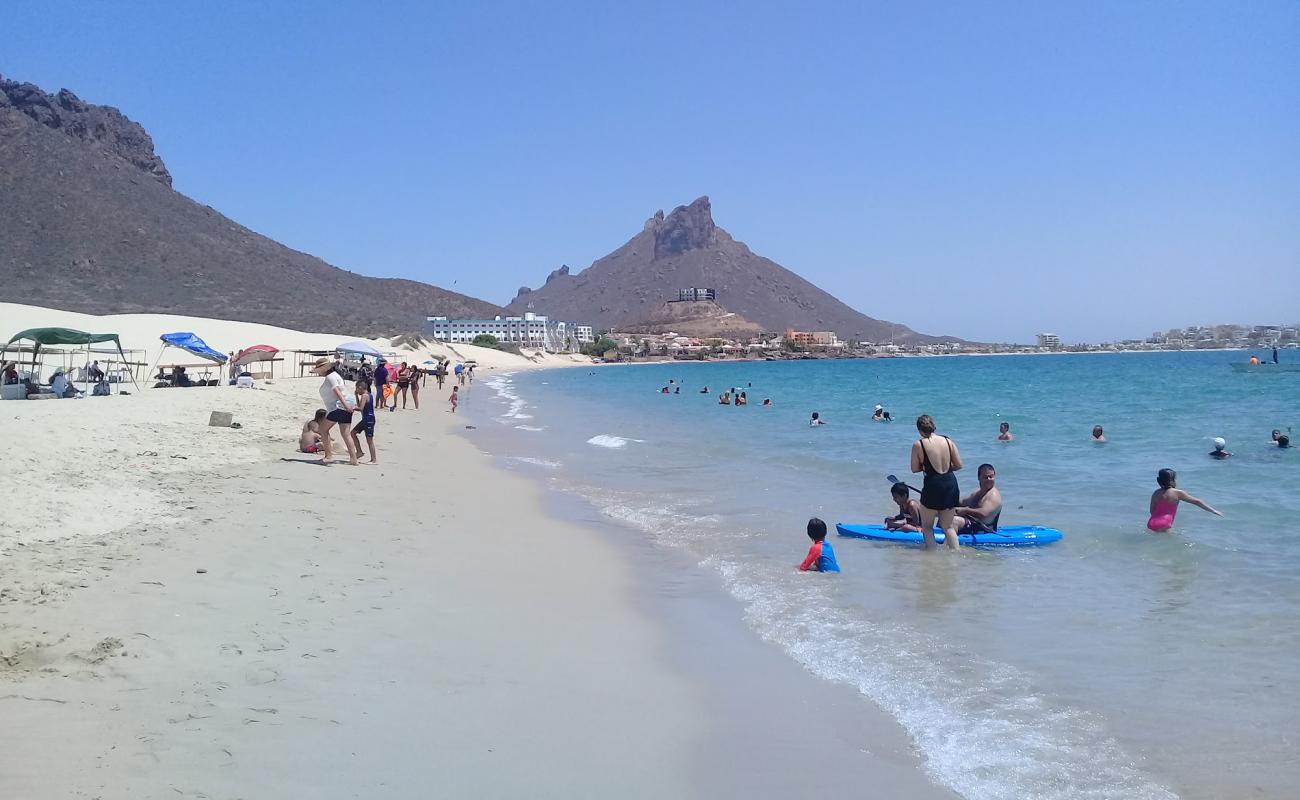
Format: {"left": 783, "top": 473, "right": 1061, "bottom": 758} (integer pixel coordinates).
{"left": 798, "top": 518, "right": 840, "bottom": 573}
{"left": 884, "top": 483, "right": 923, "bottom": 532}
{"left": 1147, "top": 468, "right": 1222, "bottom": 532}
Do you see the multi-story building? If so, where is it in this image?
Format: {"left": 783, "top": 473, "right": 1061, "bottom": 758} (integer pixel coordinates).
{"left": 425, "top": 313, "right": 595, "bottom": 352}
{"left": 1036, "top": 333, "right": 1062, "bottom": 349}
{"left": 785, "top": 329, "right": 842, "bottom": 348}
{"left": 677, "top": 287, "right": 716, "bottom": 302}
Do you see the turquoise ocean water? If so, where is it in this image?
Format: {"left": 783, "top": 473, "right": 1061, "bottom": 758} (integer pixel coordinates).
{"left": 477, "top": 352, "right": 1298, "bottom": 800}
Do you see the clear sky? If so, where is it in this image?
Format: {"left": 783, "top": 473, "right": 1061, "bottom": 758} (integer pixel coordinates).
{"left": 5, "top": 1, "right": 1298, "bottom": 342}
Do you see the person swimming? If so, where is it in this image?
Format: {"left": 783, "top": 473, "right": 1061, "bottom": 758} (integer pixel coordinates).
{"left": 809, "top": 411, "right": 826, "bottom": 426}
{"left": 762, "top": 398, "right": 772, "bottom": 406}
{"left": 998, "top": 421, "right": 1013, "bottom": 441}
{"left": 872, "top": 404, "right": 892, "bottom": 422}
{"left": 1147, "top": 468, "right": 1222, "bottom": 532}
{"left": 1209, "top": 437, "right": 1232, "bottom": 459}
{"left": 718, "top": 392, "right": 731, "bottom": 405}
{"left": 700, "top": 386, "right": 709, "bottom": 394}
{"left": 1279, "top": 434, "right": 1292, "bottom": 449}
{"left": 1092, "top": 425, "right": 1106, "bottom": 443}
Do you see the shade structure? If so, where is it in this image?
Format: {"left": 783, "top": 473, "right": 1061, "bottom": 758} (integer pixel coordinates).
{"left": 233, "top": 344, "right": 279, "bottom": 366}
{"left": 159, "top": 332, "right": 227, "bottom": 364}
{"left": 5, "top": 327, "right": 138, "bottom": 389}
{"left": 336, "top": 340, "right": 383, "bottom": 358}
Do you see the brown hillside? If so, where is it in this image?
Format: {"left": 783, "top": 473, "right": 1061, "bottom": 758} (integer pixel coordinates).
{"left": 508, "top": 197, "right": 956, "bottom": 344}
{"left": 0, "top": 75, "right": 501, "bottom": 336}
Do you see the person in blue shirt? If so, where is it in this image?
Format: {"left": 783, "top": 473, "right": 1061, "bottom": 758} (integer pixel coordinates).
{"left": 798, "top": 518, "right": 840, "bottom": 573}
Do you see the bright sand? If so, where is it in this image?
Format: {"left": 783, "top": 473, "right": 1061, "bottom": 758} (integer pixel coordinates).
{"left": 0, "top": 364, "right": 954, "bottom": 796}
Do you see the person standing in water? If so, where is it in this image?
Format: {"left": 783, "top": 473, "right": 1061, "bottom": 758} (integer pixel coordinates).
{"left": 1208, "top": 438, "right": 1231, "bottom": 459}
{"left": 1091, "top": 425, "right": 1106, "bottom": 443}
{"left": 910, "top": 414, "right": 963, "bottom": 550}
{"left": 997, "top": 422, "right": 1013, "bottom": 441}
{"left": 1147, "top": 468, "right": 1221, "bottom": 532}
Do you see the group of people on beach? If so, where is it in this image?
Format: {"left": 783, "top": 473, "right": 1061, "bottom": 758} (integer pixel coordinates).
{"left": 300, "top": 355, "right": 468, "bottom": 465}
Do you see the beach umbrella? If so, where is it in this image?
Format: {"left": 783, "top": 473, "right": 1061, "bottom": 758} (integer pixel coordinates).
{"left": 233, "top": 344, "right": 279, "bottom": 366}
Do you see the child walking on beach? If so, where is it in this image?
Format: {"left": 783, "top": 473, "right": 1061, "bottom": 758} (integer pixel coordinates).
{"left": 449, "top": 385, "right": 459, "bottom": 413}
{"left": 1147, "top": 468, "right": 1222, "bottom": 532}
{"left": 349, "top": 379, "right": 378, "bottom": 464}
{"left": 798, "top": 518, "right": 840, "bottom": 572}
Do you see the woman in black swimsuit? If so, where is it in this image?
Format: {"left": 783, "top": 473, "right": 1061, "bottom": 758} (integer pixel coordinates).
{"left": 909, "top": 414, "right": 964, "bottom": 550}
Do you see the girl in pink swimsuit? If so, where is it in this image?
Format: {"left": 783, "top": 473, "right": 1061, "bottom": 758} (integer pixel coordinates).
{"left": 1147, "top": 468, "right": 1223, "bottom": 531}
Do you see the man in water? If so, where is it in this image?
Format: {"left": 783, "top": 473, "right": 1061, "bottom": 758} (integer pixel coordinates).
{"left": 954, "top": 463, "right": 1002, "bottom": 533}
{"left": 998, "top": 421, "right": 1013, "bottom": 441}
{"left": 1092, "top": 425, "right": 1106, "bottom": 443}
{"left": 1273, "top": 347, "right": 1279, "bottom": 364}
{"left": 1209, "top": 437, "right": 1232, "bottom": 459}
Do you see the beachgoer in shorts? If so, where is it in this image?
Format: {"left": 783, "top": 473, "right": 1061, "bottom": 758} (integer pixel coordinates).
{"left": 884, "top": 483, "right": 923, "bottom": 532}
{"left": 954, "top": 464, "right": 1002, "bottom": 533}
{"left": 1147, "top": 468, "right": 1221, "bottom": 531}
{"left": 374, "top": 359, "right": 390, "bottom": 411}
{"left": 300, "top": 409, "right": 327, "bottom": 453}
{"left": 349, "top": 379, "right": 378, "bottom": 464}
{"left": 910, "top": 414, "right": 963, "bottom": 550}
{"left": 315, "top": 357, "right": 358, "bottom": 465}
{"left": 798, "top": 518, "right": 840, "bottom": 573}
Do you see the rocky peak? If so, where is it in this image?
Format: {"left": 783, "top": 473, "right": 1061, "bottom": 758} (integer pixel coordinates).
{"left": 649, "top": 196, "right": 716, "bottom": 260}
{"left": 0, "top": 75, "right": 172, "bottom": 186}
{"left": 545, "top": 264, "right": 571, "bottom": 283}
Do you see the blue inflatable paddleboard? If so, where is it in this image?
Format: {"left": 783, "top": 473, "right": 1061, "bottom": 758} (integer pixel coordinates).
{"left": 836, "top": 523, "right": 1062, "bottom": 547}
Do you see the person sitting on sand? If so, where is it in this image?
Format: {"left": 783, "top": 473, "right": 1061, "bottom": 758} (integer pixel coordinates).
{"left": 798, "top": 518, "right": 840, "bottom": 573}
{"left": 954, "top": 464, "right": 1003, "bottom": 533}
{"left": 1209, "top": 438, "right": 1232, "bottom": 459}
{"left": 1147, "top": 468, "right": 1221, "bottom": 532}
{"left": 872, "top": 405, "right": 892, "bottom": 422}
{"left": 884, "top": 483, "right": 923, "bottom": 532}
{"left": 809, "top": 411, "right": 826, "bottom": 426}
{"left": 300, "top": 409, "right": 327, "bottom": 453}
{"left": 998, "top": 421, "right": 1013, "bottom": 441}
{"left": 1091, "top": 425, "right": 1106, "bottom": 443}
{"left": 51, "top": 368, "right": 79, "bottom": 398}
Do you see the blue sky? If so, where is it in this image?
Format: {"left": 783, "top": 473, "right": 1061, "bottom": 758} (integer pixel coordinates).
{"left": 6, "top": 1, "right": 1298, "bottom": 342}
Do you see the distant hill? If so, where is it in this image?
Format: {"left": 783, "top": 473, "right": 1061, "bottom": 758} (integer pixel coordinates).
{"left": 620, "top": 299, "right": 763, "bottom": 339}
{"left": 507, "top": 197, "right": 955, "bottom": 343}
{"left": 0, "top": 75, "right": 501, "bottom": 336}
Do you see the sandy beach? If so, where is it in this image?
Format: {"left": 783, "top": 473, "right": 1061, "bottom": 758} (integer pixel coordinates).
{"left": 0, "top": 358, "right": 953, "bottom": 798}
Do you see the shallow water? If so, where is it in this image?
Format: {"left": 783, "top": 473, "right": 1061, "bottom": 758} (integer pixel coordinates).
{"left": 477, "top": 352, "right": 1299, "bottom": 799}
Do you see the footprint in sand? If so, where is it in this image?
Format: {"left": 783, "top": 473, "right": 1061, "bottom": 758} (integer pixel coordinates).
{"left": 217, "top": 643, "right": 243, "bottom": 657}
{"left": 243, "top": 662, "right": 281, "bottom": 686}
{"left": 253, "top": 630, "right": 288, "bottom": 653}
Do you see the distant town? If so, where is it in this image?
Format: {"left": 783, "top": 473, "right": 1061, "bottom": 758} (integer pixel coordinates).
{"left": 426, "top": 291, "right": 1298, "bottom": 360}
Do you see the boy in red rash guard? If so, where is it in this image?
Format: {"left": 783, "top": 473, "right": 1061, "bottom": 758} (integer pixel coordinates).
{"left": 798, "top": 518, "right": 840, "bottom": 573}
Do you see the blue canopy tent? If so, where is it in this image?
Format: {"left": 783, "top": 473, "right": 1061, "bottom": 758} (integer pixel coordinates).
{"left": 159, "top": 332, "right": 228, "bottom": 364}
{"left": 153, "top": 332, "right": 227, "bottom": 386}
{"left": 336, "top": 340, "right": 384, "bottom": 358}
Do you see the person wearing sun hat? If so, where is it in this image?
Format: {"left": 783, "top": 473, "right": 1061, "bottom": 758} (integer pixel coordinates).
{"left": 314, "top": 357, "right": 359, "bottom": 465}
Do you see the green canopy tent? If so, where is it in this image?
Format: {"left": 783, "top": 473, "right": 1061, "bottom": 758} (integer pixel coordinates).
{"left": 3, "top": 327, "right": 140, "bottom": 391}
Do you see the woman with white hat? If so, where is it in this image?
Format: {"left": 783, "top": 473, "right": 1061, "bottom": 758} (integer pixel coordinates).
{"left": 314, "top": 357, "right": 359, "bottom": 465}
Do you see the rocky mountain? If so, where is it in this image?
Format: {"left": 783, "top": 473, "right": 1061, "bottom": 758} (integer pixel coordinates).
{"left": 620, "top": 299, "right": 763, "bottom": 340}
{"left": 0, "top": 75, "right": 501, "bottom": 336}
{"left": 508, "top": 197, "right": 953, "bottom": 343}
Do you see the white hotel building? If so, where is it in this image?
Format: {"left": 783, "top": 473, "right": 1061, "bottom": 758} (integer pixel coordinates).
{"left": 425, "top": 313, "right": 594, "bottom": 352}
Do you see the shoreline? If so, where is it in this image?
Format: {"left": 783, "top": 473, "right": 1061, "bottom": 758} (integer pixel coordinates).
{"left": 0, "top": 375, "right": 953, "bottom": 798}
